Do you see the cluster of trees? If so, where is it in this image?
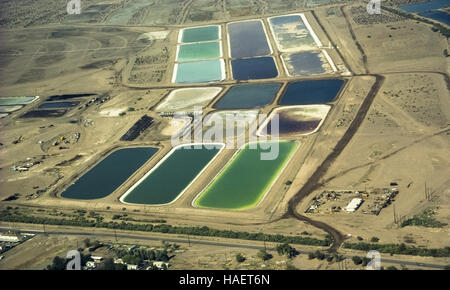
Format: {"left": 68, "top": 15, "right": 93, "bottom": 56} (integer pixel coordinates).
{"left": 343, "top": 242, "right": 450, "bottom": 257}
{"left": 308, "top": 250, "right": 344, "bottom": 262}
{"left": 46, "top": 253, "right": 92, "bottom": 270}
{"left": 401, "top": 208, "right": 447, "bottom": 228}
{"left": 276, "top": 243, "right": 299, "bottom": 259}
{"left": 351, "top": 256, "right": 371, "bottom": 266}
{"left": 112, "top": 247, "right": 170, "bottom": 264}
{"left": 0, "top": 209, "right": 330, "bottom": 247}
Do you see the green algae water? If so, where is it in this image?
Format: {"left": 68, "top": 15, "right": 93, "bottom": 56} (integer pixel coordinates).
{"left": 121, "top": 144, "right": 224, "bottom": 205}
{"left": 181, "top": 25, "right": 220, "bottom": 43}
{"left": 194, "top": 141, "right": 298, "bottom": 210}
{"left": 61, "top": 147, "right": 159, "bottom": 200}
{"left": 177, "top": 41, "right": 221, "bottom": 62}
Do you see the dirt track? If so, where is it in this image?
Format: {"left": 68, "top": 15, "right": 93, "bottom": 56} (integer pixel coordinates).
{"left": 283, "top": 74, "right": 385, "bottom": 251}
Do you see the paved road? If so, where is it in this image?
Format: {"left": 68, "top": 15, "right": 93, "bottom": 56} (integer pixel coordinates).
{"left": 0, "top": 227, "right": 445, "bottom": 269}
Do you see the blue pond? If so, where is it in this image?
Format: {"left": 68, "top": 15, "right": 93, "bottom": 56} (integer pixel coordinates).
{"left": 283, "top": 52, "right": 326, "bottom": 76}
{"left": 279, "top": 79, "right": 345, "bottom": 105}
{"left": 214, "top": 83, "right": 281, "bottom": 109}
{"left": 39, "top": 101, "right": 79, "bottom": 109}
{"left": 228, "top": 20, "right": 271, "bottom": 59}
{"left": 419, "top": 10, "right": 450, "bottom": 25}
{"left": 231, "top": 57, "right": 278, "bottom": 80}
{"left": 399, "top": 0, "right": 449, "bottom": 13}
{"left": 61, "top": 147, "right": 158, "bottom": 200}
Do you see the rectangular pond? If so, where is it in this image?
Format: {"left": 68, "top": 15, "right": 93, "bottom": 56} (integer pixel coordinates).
{"left": 231, "top": 57, "right": 278, "bottom": 80}
{"left": 257, "top": 105, "right": 331, "bottom": 136}
{"left": 176, "top": 41, "right": 222, "bottom": 62}
{"left": 279, "top": 79, "right": 344, "bottom": 105}
{"left": 120, "top": 143, "right": 224, "bottom": 205}
{"left": 282, "top": 51, "right": 334, "bottom": 76}
{"left": 21, "top": 109, "right": 68, "bottom": 118}
{"left": 0, "top": 105, "right": 23, "bottom": 113}
{"left": 0, "top": 96, "right": 38, "bottom": 106}
{"left": 399, "top": 0, "right": 449, "bottom": 13}
{"left": 193, "top": 141, "right": 298, "bottom": 210}
{"left": 419, "top": 10, "right": 450, "bottom": 25}
{"left": 173, "top": 59, "right": 225, "bottom": 83}
{"left": 38, "top": 101, "right": 80, "bottom": 109}
{"left": 227, "top": 20, "right": 272, "bottom": 58}
{"left": 179, "top": 25, "right": 220, "bottom": 43}
{"left": 61, "top": 147, "right": 159, "bottom": 200}
{"left": 268, "top": 14, "right": 320, "bottom": 52}
{"left": 156, "top": 87, "right": 222, "bottom": 113}
{"left": 213, "top": 83, "right": 281, "bottom": 109}
{"left": 201, "top": 110, "right": 260, "bottom": 141}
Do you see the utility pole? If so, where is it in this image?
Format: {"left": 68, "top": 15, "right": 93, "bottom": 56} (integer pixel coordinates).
{"left": 187, "top": 234, "right": 191, "bottom": 247}
{"left": 114, "top": 228, "right": 118, "bottom": 242}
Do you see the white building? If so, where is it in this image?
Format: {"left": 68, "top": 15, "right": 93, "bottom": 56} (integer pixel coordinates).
{"left": 345, "top": 198, "right": 363, "bottom": 212}
{"left": 0, "top": 235, "right": 20, "bottom": 242}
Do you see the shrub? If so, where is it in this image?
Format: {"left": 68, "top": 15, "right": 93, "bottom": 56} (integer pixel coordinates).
{"left": 370, "top": 237, "right": 379, "bottom": 243}
{"left": 352, "top": 256, "right": 363, "bottom": 265}
{"left": 235, "top": 253, "right": 245, "bottom": 263}
{"left": 257, "top": 250, "right": 272, "bottom": 261}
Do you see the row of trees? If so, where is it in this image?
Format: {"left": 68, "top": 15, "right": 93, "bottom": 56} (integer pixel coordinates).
{"left": 0, "top": 209, "right": 330, "bottom": 247}
{"left": 343, "top": 242, "right": 450, "bottom": 257}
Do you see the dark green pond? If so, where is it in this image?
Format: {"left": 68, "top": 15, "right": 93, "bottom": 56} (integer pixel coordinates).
{"left": 121, "top": 144, "right": 223, "bottom": 205}
{"left": 61, "top": 147, "right": 158, "bottom": 200}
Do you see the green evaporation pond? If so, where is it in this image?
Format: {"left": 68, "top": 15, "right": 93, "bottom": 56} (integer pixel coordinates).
{"left": 181, "top": 26, "right": 219, "bottom": 43}
{"left": 177, "top": 41, "right": 221, "bottom": 62}
{"left": 194, "top": 141, "right": 298, "bottom": 210}
{"left": 174, "top": 59, "right": 224, "bottom": 83}
{"left": 61, "top": 147, "right": 159, "bottom": 200}
{"left": 121, "top": 144, "right": 223, "bottom": 205}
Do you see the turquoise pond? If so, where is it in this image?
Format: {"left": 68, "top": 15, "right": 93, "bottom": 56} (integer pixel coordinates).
{"left": 176, "top": 41, "right": 221, "bottom": 62}
{"left": 174, "top": 59, "right": 224, "bottom": 83}
{"left": 61, "top": 147, "right": 159, "bottom": 200}
{"left": 181, "top": 26, "right": 220, "bottom": 43}
{"left": 213, "top": 83, "right": 281, "bottom": 109}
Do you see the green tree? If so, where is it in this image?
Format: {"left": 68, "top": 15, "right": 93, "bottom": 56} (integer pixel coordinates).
{"left": 122, "top": 254, "right": 141, "bottom": 265}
